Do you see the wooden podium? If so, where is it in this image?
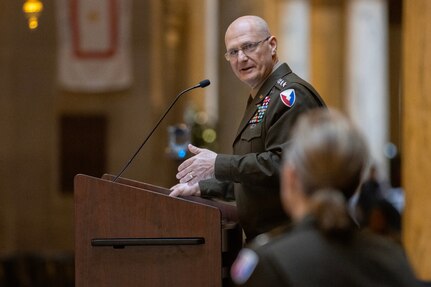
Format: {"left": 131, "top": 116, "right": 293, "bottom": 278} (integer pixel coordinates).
{"left": 74, "top": 174, "right": 242, "bottom": 287}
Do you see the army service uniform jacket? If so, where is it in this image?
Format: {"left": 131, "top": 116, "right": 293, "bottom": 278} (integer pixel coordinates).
{"left": 199, "top": 63, "right": 326, "bottom": 239}
{"left": 232, "top": 216, "right": 420, "bottom": 287}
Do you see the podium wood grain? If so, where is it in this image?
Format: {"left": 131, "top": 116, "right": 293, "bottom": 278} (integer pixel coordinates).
{"left": 75, "top": 174, "right": 239, "bottom": 286}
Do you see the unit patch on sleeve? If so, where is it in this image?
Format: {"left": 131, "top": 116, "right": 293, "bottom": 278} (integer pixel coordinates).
{"left": 249, "top": 95, "right": 271, "bottom": 124}
{"left": 280, "top": 89, "right": 296, "bottom": 107}
{"left": 230, "top": 248, "right": 259, "bottom": 285}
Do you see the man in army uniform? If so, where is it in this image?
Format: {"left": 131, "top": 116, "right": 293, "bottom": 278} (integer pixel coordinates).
{"left": 170, "top": 15, "right": 326, "bottom": 240}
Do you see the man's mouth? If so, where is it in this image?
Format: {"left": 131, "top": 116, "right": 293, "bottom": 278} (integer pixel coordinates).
{"left": 240, "top": 66, "right": 254, "bottom": 72}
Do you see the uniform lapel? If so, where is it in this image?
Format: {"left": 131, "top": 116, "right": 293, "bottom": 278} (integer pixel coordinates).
{"left": 233, "top": 64, "right": 292, "bottom": 143}
{"left": 234, "top": 95, "right": 261, "bottom": 142}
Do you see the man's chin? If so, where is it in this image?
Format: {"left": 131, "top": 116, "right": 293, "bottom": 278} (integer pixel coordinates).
{"left": 240, "top": 75, "right": 259, "bottom": 88}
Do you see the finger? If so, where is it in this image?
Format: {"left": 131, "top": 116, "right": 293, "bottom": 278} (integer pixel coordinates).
{"left": 188, "top": 144, "right": 202, "bottom": 155}
{"left": 179, "top": 172, "right": 194, "bottom": 183}
{"left": 169, "top": 187, "right": 183, "bottom": 197}
{"left": 188, "top": 177, "right": 200, "bottom": 186}
{"left": 169, "top": 190, "right": 178, "bottom": 197}
{"left": 176, "top": 167, "right": 191, "bottom": 179}
{"left": 176, "top": 168, "right": 193, "bottom": 180}
{"left": 178, "top": 157, "right": 195, "bottom": 172}
{"left": 170, "top": 183, "right": 182, "bottom": 190}
{"left": 180, "top": 170, "right": 200, "bottom": 183}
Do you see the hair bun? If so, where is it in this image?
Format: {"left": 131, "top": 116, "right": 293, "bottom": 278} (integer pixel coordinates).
{"left": 309, "top": 189, "right": 353, "bottom": 238}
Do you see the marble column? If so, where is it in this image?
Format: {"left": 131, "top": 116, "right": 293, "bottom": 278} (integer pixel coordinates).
{"left": 277, "top": 0, "right": 311, "bottom": 80}
{"left": 345, "top": 0, "right": 389, "bottom": 178}
{"left": 204, "top": 0, "right": 219, "bottom": 125}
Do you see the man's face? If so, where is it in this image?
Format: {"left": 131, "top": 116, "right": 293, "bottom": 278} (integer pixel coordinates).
{"left": 225, "top": 22, "right": 276, "bottom": 89}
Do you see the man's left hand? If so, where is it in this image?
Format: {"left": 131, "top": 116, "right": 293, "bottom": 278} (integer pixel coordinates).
{"left": 169, "top": 183, "right": 201, "bottom": 197}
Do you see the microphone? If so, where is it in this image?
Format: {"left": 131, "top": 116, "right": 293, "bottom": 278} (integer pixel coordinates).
{"left": 113, "top": 79, "right": 211, "bottom": 182}
{"left": 199, "top": 79, "right": 210, "bottom": 88}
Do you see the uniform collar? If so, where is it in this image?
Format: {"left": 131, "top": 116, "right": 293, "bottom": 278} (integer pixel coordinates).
{"left": 250, "top": 63, "right": 292, "bottom": 105}
{"left": 250, "top": 61, "right": 284, "bottom": 99}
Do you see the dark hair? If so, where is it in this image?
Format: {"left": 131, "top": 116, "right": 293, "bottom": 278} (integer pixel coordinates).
{"left": 284, "top": 109, "right": 369, "bottom": 236}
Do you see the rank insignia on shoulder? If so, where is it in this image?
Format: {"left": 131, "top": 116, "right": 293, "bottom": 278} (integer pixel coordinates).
{"left": 280, "top": 89, "right": 296, "bottom": 107}
{"left": 276, "top": 78, "right": 288, "bottom": 89}
{"left": 230, "top": 248, "right": 259, "bottom": 285}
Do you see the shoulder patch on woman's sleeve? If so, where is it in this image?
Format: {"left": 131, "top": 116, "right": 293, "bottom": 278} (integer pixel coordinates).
{"left": 280, "top": 89, "right": 296, "bottom": 107}
{"left": 230, "top": 248, "right": 259, "bottom": 285}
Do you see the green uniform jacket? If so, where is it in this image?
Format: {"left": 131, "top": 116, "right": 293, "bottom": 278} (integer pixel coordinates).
{"left": 200, "top": 63, "right": 326, "bottom": 239}
{"left": 235, "top": 216, "right": 419, "bottom": 287}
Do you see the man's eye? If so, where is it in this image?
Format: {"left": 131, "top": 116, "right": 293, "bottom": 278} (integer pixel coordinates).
{"left": 229, "top": 49, "right": 239, "bottom": 56}
{"left": 242, "top": 43, "right": 255, "bottom": 51}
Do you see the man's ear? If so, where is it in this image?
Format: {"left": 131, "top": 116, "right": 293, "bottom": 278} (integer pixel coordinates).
{"left": 269, "top": 36, "right": 277, "bottom": 55}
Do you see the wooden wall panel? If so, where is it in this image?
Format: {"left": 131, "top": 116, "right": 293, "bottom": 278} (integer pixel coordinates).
{"left": 402, "top": 0, "right": 431, "bottom": 280}
{"left": 310, "top": 0, "right": 344, "bottom": 110}
{"left": 60, "top": 115, "right": 107, "bottom": 192}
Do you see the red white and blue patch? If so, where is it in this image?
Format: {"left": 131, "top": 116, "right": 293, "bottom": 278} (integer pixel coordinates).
{"left": 230, "top": 248, "right": 259, "bottom": 285}
{"left": 280, "top": 89, "right": 296, "bottom": 107}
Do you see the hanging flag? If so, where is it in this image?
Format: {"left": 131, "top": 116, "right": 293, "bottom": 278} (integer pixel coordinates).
{"left": 56, "top": 0, "right": 132, "bottom": 92}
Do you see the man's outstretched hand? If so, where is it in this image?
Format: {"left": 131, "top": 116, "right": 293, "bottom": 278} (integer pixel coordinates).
{"left": 176, "top": 144, "right": 217, "bottom": 185}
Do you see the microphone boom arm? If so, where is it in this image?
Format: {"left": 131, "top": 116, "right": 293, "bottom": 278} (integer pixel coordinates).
{"left": 113, "top": 80, "right": 210, "bottom": 182}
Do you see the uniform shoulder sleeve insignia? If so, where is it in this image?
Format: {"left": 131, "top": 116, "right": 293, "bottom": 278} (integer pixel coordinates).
{"left": 230, "top": 248, "right": 259, "bottom": 285}
{"left": 280, "top": 88, "right": 296, "bottom": 107}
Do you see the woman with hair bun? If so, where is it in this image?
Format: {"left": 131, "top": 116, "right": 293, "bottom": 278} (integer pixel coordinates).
{"left": 231, "top": 109, "right": 419, "bottom": 287}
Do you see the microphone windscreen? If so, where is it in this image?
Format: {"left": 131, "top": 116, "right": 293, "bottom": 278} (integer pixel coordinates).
{"left": 199, "top": 79, "right": 210, "bottom": 88}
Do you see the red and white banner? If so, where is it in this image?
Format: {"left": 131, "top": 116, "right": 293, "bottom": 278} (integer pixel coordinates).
{"left": 56, "top": 0, "right": 132, "bottom": 92}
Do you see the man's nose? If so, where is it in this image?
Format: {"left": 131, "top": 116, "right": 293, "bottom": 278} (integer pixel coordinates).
{"left": 237, "top": 49, "right": 249, "bottom": 61}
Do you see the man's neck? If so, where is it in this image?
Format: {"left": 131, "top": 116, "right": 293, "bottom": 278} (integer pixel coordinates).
{"left": 250, "top": 61, "right": 282, "bottom": 98}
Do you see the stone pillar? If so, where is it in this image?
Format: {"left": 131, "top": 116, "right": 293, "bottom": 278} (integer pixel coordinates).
{"left": 204, "top": 0, "right": 219, "bottom": 125}
{"left": 402, "top": 0, "right": 431, "bottom": 280}
{"left": 277, "top": 0, "right": 311, "bottom": 80}
{"left": 345, "top": 0, "right": 389, "bottom": 178}
{"left": 149, "top": 0, "right": 163, "bottom": 109}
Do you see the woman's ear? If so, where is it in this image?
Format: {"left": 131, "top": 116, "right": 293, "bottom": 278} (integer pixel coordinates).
{"left": 281, "top": 164, "right": 297, "bottom": 213}
{"left": 281, "top": 164, "right": 308, "bottom": 221}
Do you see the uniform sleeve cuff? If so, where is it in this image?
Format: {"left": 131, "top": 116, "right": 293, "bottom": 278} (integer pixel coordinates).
{"left": 215, "top": 154, "right": 233, "bottom": 181}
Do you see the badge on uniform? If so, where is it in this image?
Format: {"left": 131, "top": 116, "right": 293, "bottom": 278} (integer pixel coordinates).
{"left": 280, "top": 89, "right": 296, "bottom": 107}
{"left": 230, "top": 248, "right": 259, "bottom": 285}
{"left": 249, "top": 95, "right": 271, "bottom": 124}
